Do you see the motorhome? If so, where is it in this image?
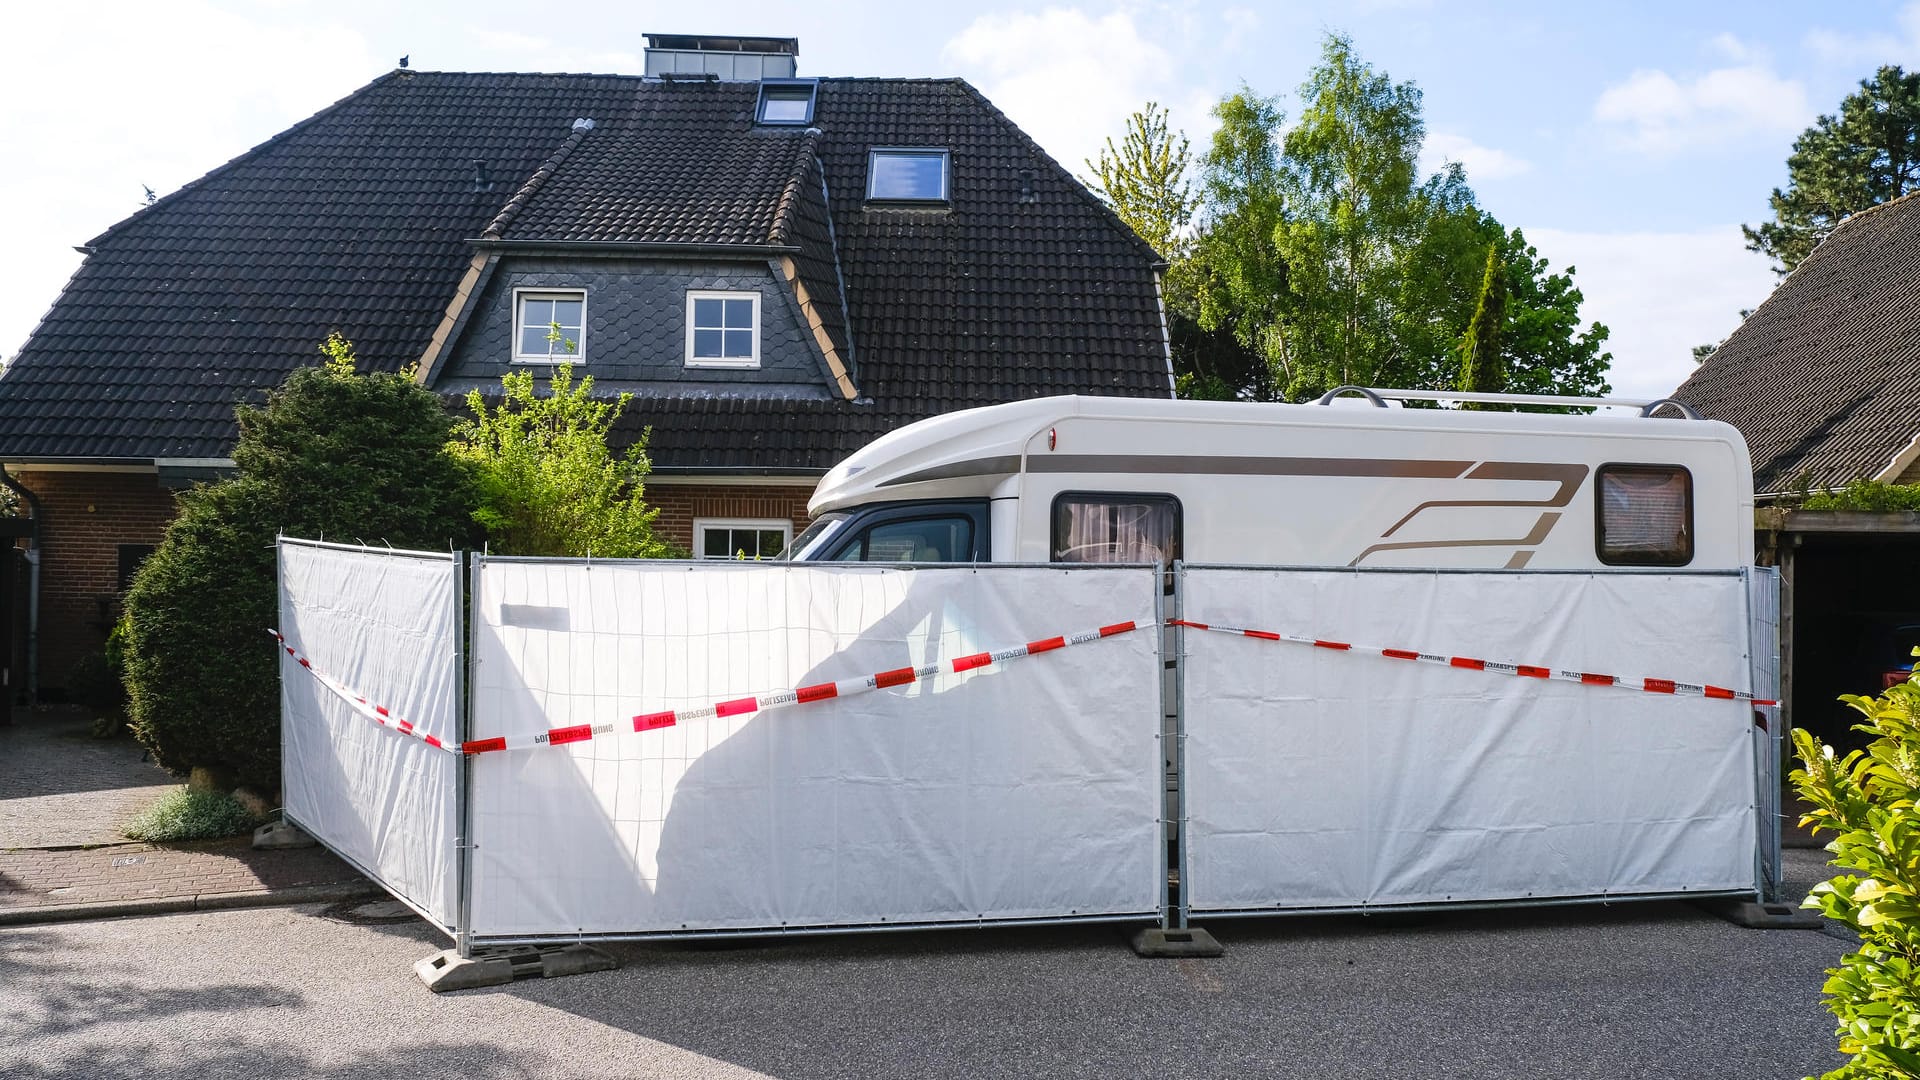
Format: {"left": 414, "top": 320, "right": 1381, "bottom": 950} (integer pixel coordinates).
{"left": 785, "top": 391, "right": 1753, "bottom": 573}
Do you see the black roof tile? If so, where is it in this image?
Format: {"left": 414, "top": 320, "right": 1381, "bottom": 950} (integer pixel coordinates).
{"left": 1672, "top": 192, "right": 1920, "bottom": 495}
{"left": 0, "top": 71, "right": 1169, "bottom": 465}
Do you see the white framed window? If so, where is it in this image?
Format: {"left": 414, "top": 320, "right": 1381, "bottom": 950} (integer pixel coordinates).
{"left": 867, "top": 147, "right": 950, "bottom": 203}
{"left": 685, "top": 290, "right": 760, "bottom": 367}
{"left": 696, "top": 518, "right": 792, "bottom": 560}
{"left": 513, "top": 288, "right": 586, "bottom": 363}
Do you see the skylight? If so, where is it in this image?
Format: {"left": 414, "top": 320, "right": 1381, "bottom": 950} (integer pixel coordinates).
{"left": 756, "top": 79, "right": 818, "bottom": 125}
{"left": 867, "top": 148, "right": 950, "bottom": 204}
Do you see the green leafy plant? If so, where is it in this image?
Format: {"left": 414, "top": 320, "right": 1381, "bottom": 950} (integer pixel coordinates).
{"left": 1792, "top": 665, "right": 1920, "bottom": 1078}
{"left": 124, "top": 786, "right": 263, "bottom": 842}
{"left": 123, "top": 333, "right": 477, "bottom": 789}
{"left": 449, "top": 364, "right": 677, "bottom": 558}
{"left": 1803, "top": 480, "right": 1920, "bottom": 513}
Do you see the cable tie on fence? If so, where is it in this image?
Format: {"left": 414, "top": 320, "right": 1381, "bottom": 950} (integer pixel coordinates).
{"left": 1165, "top": 618, "right": 1776, "bottom": 707}
{"left": 459, "top": 618, "right": 1145, "bottom": 756}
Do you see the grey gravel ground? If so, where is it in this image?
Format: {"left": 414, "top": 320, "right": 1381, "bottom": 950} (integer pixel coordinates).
{"left": 0, "top": 846, "right": 1856, "bottom": 1080}
{"left": 0, "top": 707, "right": 176, "bottom": 848}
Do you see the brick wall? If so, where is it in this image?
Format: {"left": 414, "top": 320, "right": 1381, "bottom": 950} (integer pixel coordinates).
{"left": 12, "top": 470, "right": 178, "bottom": 692}
{"left": 647, "top": 482, "right": 817, "bottom": 554}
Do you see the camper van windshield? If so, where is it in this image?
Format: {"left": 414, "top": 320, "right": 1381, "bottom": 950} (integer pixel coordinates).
{"left": 780, "top": 514, "right": 848, "bottom": 561}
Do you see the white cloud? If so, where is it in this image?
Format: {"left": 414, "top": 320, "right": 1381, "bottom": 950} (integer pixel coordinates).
{"left": 1593, "top": 63, "right": 1810, "bottom": 156}
{"left": 1524, "top": 226, "right": 1778, "bottom": 400}
{"left": 1422, "top": 132, "right": 1531, "bottom": 181}
{"left": 1805, "top": 2, "right": 1920, "bottom": 67}
{"left": 943, "top": 8, "right": 1211, "bottom": 181}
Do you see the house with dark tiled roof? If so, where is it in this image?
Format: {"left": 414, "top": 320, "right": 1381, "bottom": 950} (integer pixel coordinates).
{"left": 0, "top": 36, "right": 1172, "bottom": 696}
{"left": 1675, "top": 191, "right": 1920, "bottom": 498}
{"left": 1670, "top": 191, "right": 1920, "bottom": 751}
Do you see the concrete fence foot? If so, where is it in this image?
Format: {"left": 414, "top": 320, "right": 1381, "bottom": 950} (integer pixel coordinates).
{"left": 1130, "top": 925, "right": 1224, "bottom": 958}
{"left": 415, "top": 944, "right": 618, "bottom": 992}
{"left": 1694, "top": 897, "right": 1825, "bottom": 930}
{"left": 252, "top": 820, "right": 316, "bottom": 850}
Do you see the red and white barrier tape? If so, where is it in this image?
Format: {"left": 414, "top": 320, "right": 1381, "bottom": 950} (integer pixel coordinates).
{"left": 267, "top": 630, "right": 456, "bottom": 752}
{"left": 272, "top": 620, "right": 1142, "bottom": 757}
{"left": 457, "top": 620, "right": 1143, "bottom": 755}
{"left": 1166, "top": 619, "right": 1777, "bottom": 706}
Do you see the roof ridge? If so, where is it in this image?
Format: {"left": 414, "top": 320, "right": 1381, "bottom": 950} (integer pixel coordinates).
{"left": 482, "top": 120, "right": 599, "bottom": 240}
{"left": 949, "top": 79, "right": 1167, "bottom": 268}
{"left": 768, "top": 128, "right": 824, "bottom": 246}
{"left": 85, "top": 70, "right": 404, "bottom": 249}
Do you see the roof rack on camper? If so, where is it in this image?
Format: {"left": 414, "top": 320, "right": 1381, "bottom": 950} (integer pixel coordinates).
{"left": 1314, "top": 385, "right": 1705, "bottom": 419}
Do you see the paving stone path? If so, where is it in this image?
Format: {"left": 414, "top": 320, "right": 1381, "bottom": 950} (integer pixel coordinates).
{"left": 0, "top": 706, "right": 370, "bottom": 920}
{"left": 0, "top": 707, "right": 176, "bottom": 848}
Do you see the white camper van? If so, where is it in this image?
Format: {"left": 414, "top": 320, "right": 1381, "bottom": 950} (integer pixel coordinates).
{"left": 785, "top": 391, "right": 1753, "bottom": 573}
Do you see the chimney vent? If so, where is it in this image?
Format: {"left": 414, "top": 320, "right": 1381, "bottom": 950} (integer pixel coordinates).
{"left": 644, "top": 33, "right": 798, "bottom": 82}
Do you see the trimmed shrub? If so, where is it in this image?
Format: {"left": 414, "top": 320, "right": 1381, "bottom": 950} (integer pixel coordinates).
{"left": 123, "top": 335, "right": 478, "bottom": 789}
{"left": 1793, "top": 668, "right": 1920, "bottom": 1078}
{"left": 124, "top": 786, "right": 262, "bottom": 842}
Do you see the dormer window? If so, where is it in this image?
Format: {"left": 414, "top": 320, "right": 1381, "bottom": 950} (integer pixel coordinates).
{"left": 867, "top": 148, "right": 950, "bottom": 204}
{"left": 514, "top": 289, "right": 585, "bottom": 363}
{"left": 686, "top": 290, "right": 760, "bottom": 367}
{"left": 756, "top": 79, "right": 818, "bottom": 125}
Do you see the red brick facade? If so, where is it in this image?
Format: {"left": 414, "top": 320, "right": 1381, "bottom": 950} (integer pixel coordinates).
{"left": 11, "top": 469, "right": 177, "bottom": 690}
{"left": 7, "top": 472, "right": 820, "bottom": 693}
{"left": 647, "top": 482, "right": 819, "bottom": 555}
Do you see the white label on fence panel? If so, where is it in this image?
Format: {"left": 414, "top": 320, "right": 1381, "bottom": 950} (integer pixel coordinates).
{"left": 278, "top": 541, "right": 461, "bottom": 929}
{"left": 1181, "top": 568, "right": 1758, "bottom": 913}
{"left": 467, "top": 562, "right": 1163, "bottom": 937}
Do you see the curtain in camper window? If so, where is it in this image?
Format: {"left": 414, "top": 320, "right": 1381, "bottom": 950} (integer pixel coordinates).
{"left": 1597, "top": 465, "right": 1693, "bottom": 565}
{"left": 1051, "top": 494, "right": 1181, "bottom": 566}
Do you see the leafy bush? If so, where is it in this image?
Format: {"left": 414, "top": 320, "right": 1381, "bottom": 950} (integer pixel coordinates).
{"left": 1792, "top": 669, "right": 1920, "bottom": 1078}
{"left": 1802, "top": 479, "right": 1920, "bottom": 513}
{"left": 124, "top": 786, "right": 262, "bottom": 842}
{"left": 123, "top": 334, "right": 478, "bottom": 789}
{"left": 449, "top": 364, "right": 678, "bottom": 557}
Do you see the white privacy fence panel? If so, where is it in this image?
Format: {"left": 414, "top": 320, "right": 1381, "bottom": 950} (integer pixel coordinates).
{"left": 1180, "top": 567, "right": 1761, "bottom": 914}
{"left": 277, "top": 539, "right": 461, "bottom": 930}
{"left": 467, "top": 561, "right": 1164, "bottom": 939}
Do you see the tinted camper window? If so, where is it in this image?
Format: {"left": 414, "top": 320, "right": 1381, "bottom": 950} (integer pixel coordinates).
{"left": 832, "top": 516, "right": 973, "bottom": 563}
{"left": 1051, "top": 493, "right": 1181, "bottom": 567}
{"left": 1596, "top": 464, "right": 1693, "bottom": 566}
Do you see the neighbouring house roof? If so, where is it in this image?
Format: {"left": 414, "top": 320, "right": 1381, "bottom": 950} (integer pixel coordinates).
{"left": 0, "top": 70, "right": 1170, "bottom": 472}
{"left": 1673, "top": 192, "right": 1920, "bottom": 497}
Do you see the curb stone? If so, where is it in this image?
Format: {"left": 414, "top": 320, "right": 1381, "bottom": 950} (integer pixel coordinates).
{"left": 0, "top": 881, "right": 380, "bottom": 928}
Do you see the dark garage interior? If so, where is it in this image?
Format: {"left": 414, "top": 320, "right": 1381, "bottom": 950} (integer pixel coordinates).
{"left": 1785, "top": 531, "right": 1920, "bottom": 755}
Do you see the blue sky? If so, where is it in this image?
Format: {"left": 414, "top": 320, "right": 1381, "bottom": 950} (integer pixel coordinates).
{"left": 4, "top": 1, "right": 1917, "bottom": 399}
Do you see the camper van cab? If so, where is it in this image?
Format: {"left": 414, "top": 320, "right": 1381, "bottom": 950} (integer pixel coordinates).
{"left": 785, "top": 394, "right": 1754, "bottom": 572}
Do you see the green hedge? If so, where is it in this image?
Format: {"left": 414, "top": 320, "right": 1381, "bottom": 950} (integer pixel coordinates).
{"left": 123, "top": 337, "right": 477, "bottom": 790}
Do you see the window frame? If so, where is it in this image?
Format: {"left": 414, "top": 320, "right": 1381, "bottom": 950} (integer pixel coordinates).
{"left": 511, "top": 287, "right": 588, "bottom": 365}
{"left": 684, "top": 290, "right": 762, "bottom": 368}
{"left": 694, "top": 518, "right": 794, "bottom": 561}
{"left": 866, "top": 147, "right": 952, "bottom": 205}
{"left": 1048, "top": 491, "right": 1184, "bottom": 568}
{"left": 755, "top": 78, "right": 818, "bottom": 125}
{"left": 1593, "top": 462, "right": 1694, "bottom": 567}
{"left": 813, "top": 500, "right": 990, "bottom": 563}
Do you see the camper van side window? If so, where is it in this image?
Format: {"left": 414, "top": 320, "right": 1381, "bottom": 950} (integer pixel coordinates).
{"left": 1051, "top": 493, "right": 1182, "bottom": 567}
{"left": 1596, "top": 464, "right": 1693, "bottom": 566}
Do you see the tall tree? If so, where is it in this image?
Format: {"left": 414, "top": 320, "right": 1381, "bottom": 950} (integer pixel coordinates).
{"left": 1275, "top": 33, "right": 1427, "bottom": 396}
{"left": 1191, "top": 88, "right": 1291, "bottom": 399}
{"left": 1744, "top": 65, "right": 1920, "bottom": 274}
{"left": 1456, "top": 244, "right": 1508, "bottom": 407}
{"left": 1492, "top": 228, "right": 1612, "bottom": 403}
{"left": 1085, "top": 102, "right": 1198, "bottom": 260}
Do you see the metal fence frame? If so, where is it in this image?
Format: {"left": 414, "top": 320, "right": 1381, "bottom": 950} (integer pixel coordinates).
{"left": 277, "top": 546, "right": 1782, "bottom": 955}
